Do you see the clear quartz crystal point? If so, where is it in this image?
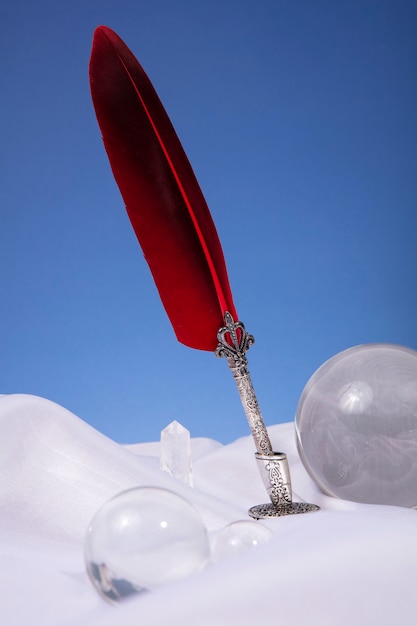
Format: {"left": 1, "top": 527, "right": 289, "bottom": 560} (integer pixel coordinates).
{"left": 160, "top": 420, "right": 193, "bottom": 486}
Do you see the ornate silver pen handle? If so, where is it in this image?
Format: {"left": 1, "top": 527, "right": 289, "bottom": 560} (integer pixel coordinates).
{"left": 216, "top": 312, "right": 319, "bottom": 518}
{"left": 215, "top": 312, "right": 273, "bottom": 456}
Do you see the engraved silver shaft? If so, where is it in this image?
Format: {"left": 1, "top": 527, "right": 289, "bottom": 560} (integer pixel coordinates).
{"left": 227, "top": 361, "right": 273, "bottom": 455}
{"left": 215, "top": 311, "right": 273, "bottom": 455}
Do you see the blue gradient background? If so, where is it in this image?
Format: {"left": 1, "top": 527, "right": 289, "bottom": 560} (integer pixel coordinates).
{"left": 1, "top": 1, "right": 416, "bottom": 443}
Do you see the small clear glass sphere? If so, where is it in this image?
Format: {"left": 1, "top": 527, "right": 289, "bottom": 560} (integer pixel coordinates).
{"left": 85, "top": 487, "right": 209, "bottom": 602}
{"left": 295, "top": 344, "right": 417, "bottom": 507}
{"left": 211, "top": 521, "right": 272, "bottom": 563}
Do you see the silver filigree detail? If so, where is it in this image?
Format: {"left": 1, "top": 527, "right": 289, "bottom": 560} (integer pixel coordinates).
{"left": 255, "top": 452, "right": 293, "bottom": 506}
{"left": 266, "top": 459, "right": 292, "bottom": 506}
{"left": 215, "top": 311, "right": 254, "bottom": 369}
{"left": 215, "top": 312, "right": 273, "bottom": 456}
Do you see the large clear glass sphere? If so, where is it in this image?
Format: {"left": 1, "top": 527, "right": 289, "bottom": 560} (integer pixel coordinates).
{"left": 85, "top": 487, "right": 209, "bottom": 602}
{"left": 295, "top": 344, "right": 417, "bottom": 507}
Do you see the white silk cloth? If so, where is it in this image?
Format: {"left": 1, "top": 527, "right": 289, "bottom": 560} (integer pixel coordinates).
{"left": 0, "top": 393, "right": 415, "bottom": 626}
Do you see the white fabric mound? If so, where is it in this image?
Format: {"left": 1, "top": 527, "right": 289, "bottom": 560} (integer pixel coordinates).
{"left": 1, "top": 393, "right": 416, "bottom": 625}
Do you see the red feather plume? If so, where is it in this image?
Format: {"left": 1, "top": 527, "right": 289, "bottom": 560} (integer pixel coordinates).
{"left": 89, "top": 26, "right": 238, "bottom": 351}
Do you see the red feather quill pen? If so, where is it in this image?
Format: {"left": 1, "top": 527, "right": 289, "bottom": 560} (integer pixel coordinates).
{"left": 89, "top": 25, "right": 237, "bottom": 352}
{"left": 89, "top": 26, "right": 319, "bottom": 518}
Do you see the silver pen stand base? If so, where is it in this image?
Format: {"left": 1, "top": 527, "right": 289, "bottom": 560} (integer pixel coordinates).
{"left": 248, "top": 501, "right": 320, "bottom": 519}
{"left": 248, "top": 452, "right": 320, "bottom": 519}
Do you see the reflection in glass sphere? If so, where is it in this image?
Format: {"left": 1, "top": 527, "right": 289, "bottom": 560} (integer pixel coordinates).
{"left": 295, "top": 344, "right": 417, "bottom": 507}
{"left": 85, "top": 487, "right": 210, "bottom": 602}
{"left": 211, "top": 521, "right": 272, "bottom": 563}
